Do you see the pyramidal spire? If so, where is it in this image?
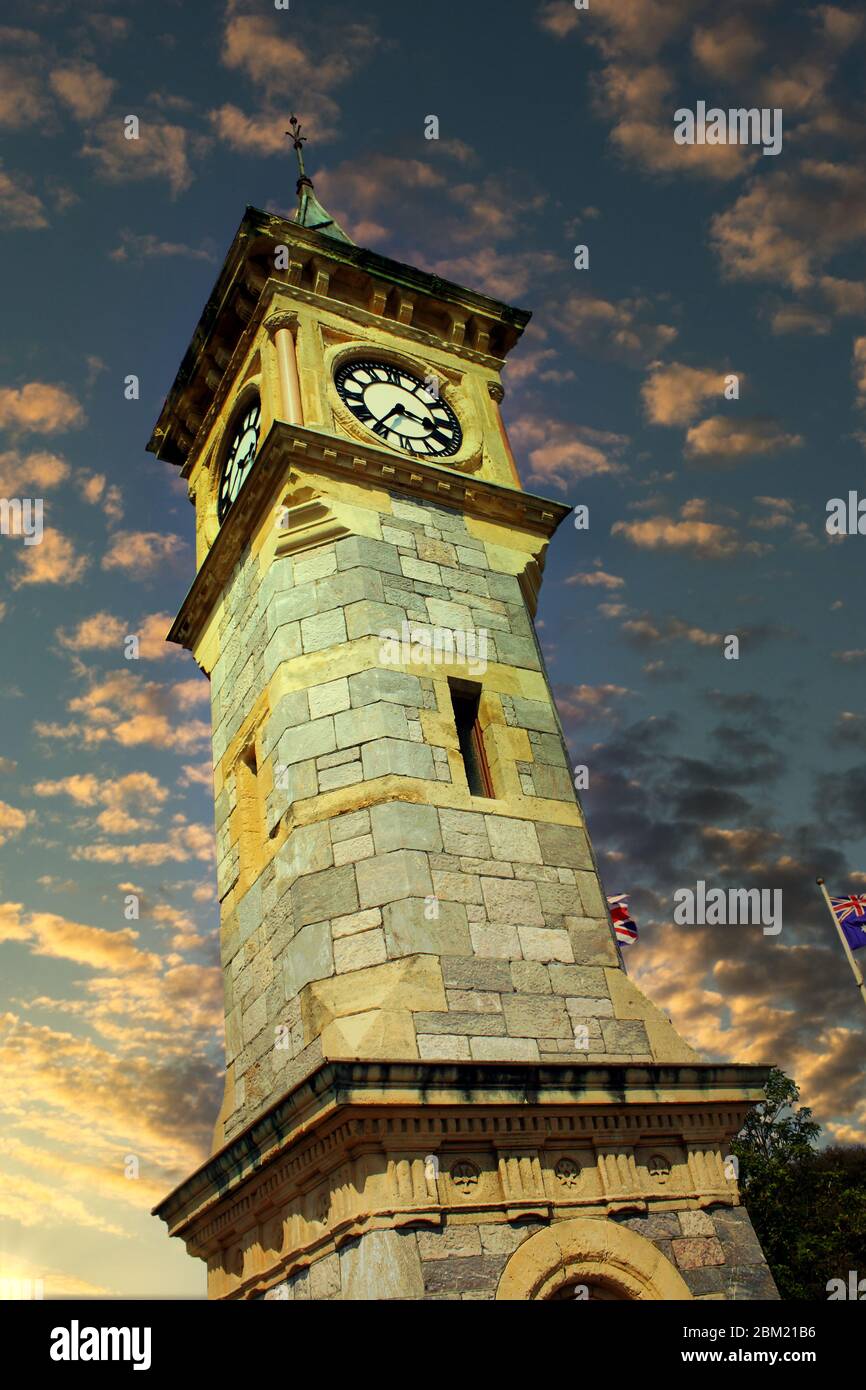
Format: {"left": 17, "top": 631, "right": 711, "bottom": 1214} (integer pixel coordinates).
{"left": 286, "top": 115, "right": 355, "bottom": 245}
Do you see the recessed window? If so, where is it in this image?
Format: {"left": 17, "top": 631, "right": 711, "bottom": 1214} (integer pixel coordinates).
{"left": 450, "top": 682, "right": 493, "bottom": 798}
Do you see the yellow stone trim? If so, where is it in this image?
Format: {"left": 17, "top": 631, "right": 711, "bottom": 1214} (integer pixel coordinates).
{"left": 495, "top": 1216, "right": 693, "bottom": 1301}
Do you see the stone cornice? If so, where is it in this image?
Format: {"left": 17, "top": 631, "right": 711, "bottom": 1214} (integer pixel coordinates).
{"left": 167, "top": 421, "right": 573, "bottom": 653}
{"left": 152, "top": 1059, "right": 771, "bottom": 1243}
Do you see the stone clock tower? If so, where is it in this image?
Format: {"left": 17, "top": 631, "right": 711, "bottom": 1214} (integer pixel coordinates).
{"left": 151, "top": 140, "right": 778, "bottom": 1301}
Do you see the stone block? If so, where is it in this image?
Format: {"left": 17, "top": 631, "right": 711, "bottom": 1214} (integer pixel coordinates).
{"left": 469, "top": 1036, "right": 539, "bottom": 1062}
{"left": 348, "top": 668, "right": 423, "bottom": 708}
{"left": 345, "top": 599, "right": 407, "bottom": 641}
{"left": 549, "top": 964, "right": 607, "bottom": 996}
{"left": 283, "top": 920, "right": 334, "bottom": 997}
{"left": 370, "top": 801, "right": 443, "bottom": 854}
{"left": 502, "top": 994, "right": 570, "bottom": 1038}
{"left": 329, "top": 809, "right": 371, "bottom": 844}
{"left": 331, "top": 907, "right": 382, "bottom": 938}
{"left": 361, "top": 738, "right": 435, "bottom": 781}
{"left": 276, "top": 821, "right": 333, "bottom": 884}
{"left": 537, "top": 823, "right": 593, "bottom": 870}
{"left": 600, "top": 1019, "right": 651, "bottom": 1054}
{"left": 510, "top": 960, "right": 551, "bottom": 994}
{"left": 263, "top": 690, "right": 310, "bottom": 756}
{"left": 469, "top": 921, "right": 522, "bottom": 958}
{"left": 418, "top": 1034, "right": 471, "bottom": 1060}
{"left": 417, "top": 1227, "right": 482, "bottom": 1260}
{"left": 316, "top": 567, "right": 384, "bottom": 613}
{"left": 441, "top": 957, "right": 513, "bottom": 992}
{"left": 308, "top": 677, "right": 351, "bottom": 720}
{"left": 383, "top": 898, "right": 471, "bottom": 957}
{"left": 290, "top": 864, "right": 359, "bottom": 929}
{"left": 484, "top": 815, "right": 542, "bottom": 864}
{"left": 440, "top": 808, "right": 490, "bottom": 858}
{"left": 333, "top": 833, "right": 375, "bottom": 866}
{"left": 518, "top": 926, "right": 573, "bottom": 962}
{"left": 278, "top": 716, "right": 335, "bottom": 767}
{"left": 263, "top": 623, "right": 302, "bottom": 682}
{"left": 339, "top": 1228, "right": 425, "bottom": 1301}
{"left": 431, "top": 869, "right": 483, "bottom": 904}
{"left": 301, "top": 608, "right": 347, "bottom": 654}
{"left": 335, "top": 701, "right": 409, "bottom": 748}
{"left": 334, "top": 928, "right": 388, "bottom": 973}
{"left": 356, "top": 849, "right": 432, "bottom": 907}
{"left": 335, "top": 535, "right": 403, "bottom": 576}
{"left": 318, "top": 762, "right": 363, "bottom": 791}
{"left": 481, "top": 877, "right": 544, "bottom": 927}
{"left": 671, "top": 1237, "right": 726, "bottom": 1271}
{"left": 293, "top": 547, "right": 337, "bottom": 583}
{"left": 267, "top": 586, "right": 318, "bottom": 633}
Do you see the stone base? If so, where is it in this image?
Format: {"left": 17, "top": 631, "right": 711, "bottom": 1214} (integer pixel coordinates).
{"left": 153, "top": 1060, "right": 778, "bottom": 1301}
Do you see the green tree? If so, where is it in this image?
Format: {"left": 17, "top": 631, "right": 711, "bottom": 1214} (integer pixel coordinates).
{"left": 732, "top": 1067, "right": 866, "bottom": 1300}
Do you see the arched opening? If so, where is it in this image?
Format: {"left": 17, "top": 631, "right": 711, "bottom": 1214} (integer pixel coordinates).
{"left": 496, "top": 1218, "right": 694, "bottom": 1302}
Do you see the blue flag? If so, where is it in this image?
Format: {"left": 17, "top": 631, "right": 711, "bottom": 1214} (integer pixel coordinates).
{"left": 830, "top": 895, "right": 866, "bottom": 951}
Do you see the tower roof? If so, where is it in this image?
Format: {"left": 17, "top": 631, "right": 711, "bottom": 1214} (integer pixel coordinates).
{"left": 288, "top": 114, "right": 354, "bottom": 245}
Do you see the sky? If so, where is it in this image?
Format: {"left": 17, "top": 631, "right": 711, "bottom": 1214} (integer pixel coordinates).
{"left": 0, "top": 0, "right": 865, "bottom": 1300}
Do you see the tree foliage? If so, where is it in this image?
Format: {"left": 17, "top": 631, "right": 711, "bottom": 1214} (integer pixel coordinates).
{"left": 732, "top": 1067, "right": 866, "bottom": 1300}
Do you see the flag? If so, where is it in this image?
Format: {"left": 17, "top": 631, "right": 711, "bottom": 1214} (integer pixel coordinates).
{"left": 830, "top": 894, "right": 866, "bottom": 951}
{"left": 608, "top": 893, "right": 638, "bottom": 946}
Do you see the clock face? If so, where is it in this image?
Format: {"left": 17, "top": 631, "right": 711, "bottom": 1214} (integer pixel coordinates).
{"left": 218, "top": 398, "right": 261, "bottom": 523}
{"left": 335, "top": 360, "right": 462, "bottom": 458}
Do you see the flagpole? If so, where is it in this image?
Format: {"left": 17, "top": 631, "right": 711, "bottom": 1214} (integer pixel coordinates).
{"left": 816, "top": 877, "right": 866, "bottom": 1015}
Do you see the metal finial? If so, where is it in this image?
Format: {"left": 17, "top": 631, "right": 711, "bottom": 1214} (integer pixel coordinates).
{"left": 286, "top": 114, "right": 310, "bottom": 187}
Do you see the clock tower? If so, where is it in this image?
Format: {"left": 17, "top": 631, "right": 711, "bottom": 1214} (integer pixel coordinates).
{"left": 151, "top": 133, "right": 778, "bottom": 1301}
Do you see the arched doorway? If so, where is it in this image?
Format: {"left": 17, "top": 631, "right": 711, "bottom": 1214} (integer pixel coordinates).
{"left": 496, "top": 1217, "right": 693, "bottom": 1301}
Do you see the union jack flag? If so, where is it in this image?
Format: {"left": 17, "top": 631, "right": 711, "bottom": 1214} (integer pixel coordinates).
{"left": 607, "top": 893, "right": 638, "bottom": 946}
{"left": 830, "top": 894, "right": 866, "bottom": 951}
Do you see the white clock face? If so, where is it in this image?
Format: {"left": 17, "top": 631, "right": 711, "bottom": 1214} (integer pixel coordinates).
{"left": 218, "top": 398, "right": 261, "bottom": 523}
{"left": 335, "top": 360, "right": 462, "bottom": 458}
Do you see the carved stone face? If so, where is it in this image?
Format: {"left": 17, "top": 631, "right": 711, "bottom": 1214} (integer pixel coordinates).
{"left": 648, "top": 1154, "right": 672, "bottom": 1185}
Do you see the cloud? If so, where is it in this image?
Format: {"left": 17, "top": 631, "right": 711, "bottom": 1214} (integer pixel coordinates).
{"left": 546, "top": 291, "right": 677, "bottom": 365}
{"left": 691, "top": 14, "right": 765, "bottom": 79}
{"left": 555, "top": 683, "right": 633, "bottom": 724}
{"left": 0, "top": 801, "right": 29, "bottom": 847}
{"left": 11, "top": 529, "right": 89, "bottom": 587}
{"left": 641, "top": 362, "right": 738, "bottom": 426}
{"left": 108, "top": 230, "right": 216, "bottom": 264}
{"left": 0, "top": 383, "right": 84, "bottom": 434}
{"left": 101, "top": 531, "right": 187, "bottom": 575}
{"left": 49, "top": 62, "right": 115, "bottom": 121}
{"left": 508, "top": 414, "right": 629, "bottom": 489}
{"left": 0, "top": 59, "right": 43, "bottom": 130}
{"left": 209, "top": 103, "right": 288, "bottom": 155}
{"left": 565, "top": 569, "right": 626, "bottom": 590}
{"left": 0, "top": 163, "right": 47, "bottom": 229}
{"left": 57, "top": 611, "right": 175, "bottom": 660}
{"left": 36, "top": 669, "right": 210, "bottom": 752}
{"left": 684, "top": 415, "right": 804, "bottom": 461}
{"left": 612, "top": 501, "right": 764, "bottom": 559}
{"left": 711, "top": 162, "right": 866, "bottom": 292}
{"left": 0, "top": 449, "right": 70, "bottom": 491}
{"left": 33, "top": 771, "right": 170, "bottom": 836}
{"left": 537, "top": 1, "right": 581, "bottom": 38}
{"left": 81, "top": 120, "right": 198, "bottom": 197}
{"left": 73, "top": 823, "right": 214, "bottom": 866}
{"left": 425, "top": 248, "right": 559, "bottom": 301}
{"left": 76, "top": 471, "right": 123, "bottom": 521}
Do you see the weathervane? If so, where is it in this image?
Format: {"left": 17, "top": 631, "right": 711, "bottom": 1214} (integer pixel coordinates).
{"left": 286, "top": 114, "right": 312, "bottom": 192}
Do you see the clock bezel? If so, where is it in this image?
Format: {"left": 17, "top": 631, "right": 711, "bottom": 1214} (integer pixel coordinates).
{"left": 326, "top": 342, "right": 483, "bottom": 473}
{"left": 215, "top": 387, "right": 263, "bottom": 526}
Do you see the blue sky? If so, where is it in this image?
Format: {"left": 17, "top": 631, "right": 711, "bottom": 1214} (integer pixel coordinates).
{"left": 1, "top": 0, "right": 865, "bottom": 1299}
